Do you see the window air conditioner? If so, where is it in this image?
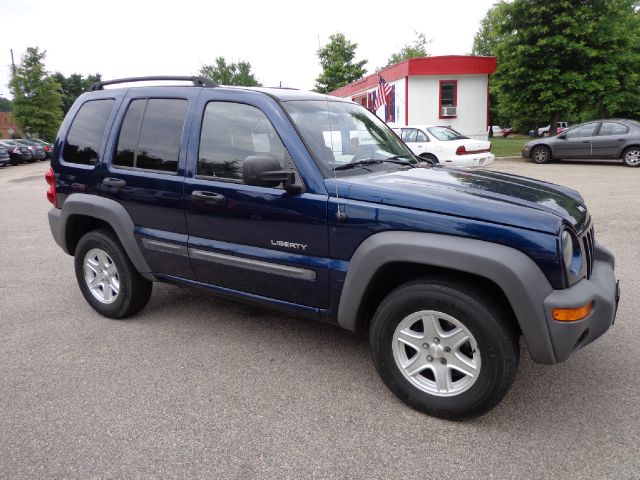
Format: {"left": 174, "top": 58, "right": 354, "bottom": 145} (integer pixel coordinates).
{"left": 441, "top": 106, "right": 457, "bottom": 116}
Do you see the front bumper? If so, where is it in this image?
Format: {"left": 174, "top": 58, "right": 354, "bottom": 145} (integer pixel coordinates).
{"left": 543, "top": 243, "right": 619, "bottom": 363}
{"left": 522, "top": 145, "right": 531, "bottom": 158}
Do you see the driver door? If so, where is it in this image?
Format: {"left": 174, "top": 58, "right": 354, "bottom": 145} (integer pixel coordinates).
{"left": 184, "top": 97, "right": 330, "bottom": 309}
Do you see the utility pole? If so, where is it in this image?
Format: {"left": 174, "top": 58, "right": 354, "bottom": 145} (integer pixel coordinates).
{"left": 10, "top": 49, "right": 16, "bottom": 75}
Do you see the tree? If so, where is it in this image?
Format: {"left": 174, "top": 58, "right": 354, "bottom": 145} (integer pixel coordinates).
{"left": 315, "top": 33, "right": 367, "bottom": 93}
{"left": 52, "top": 72, "right": 102, "bottom": 115}
{"left": 471, "top": 3, "right": 509, "bottom": 57}
{"left": 10, "top": 47, "right": 62, "bottom": 141}
{"left": 199, "top": 57, "right": 261, "bottom": 86}
{"left": 386, "top": 32, "right": 431, "bottom": 66}
{"left": 487, "top": 0, "right": 640, "bottom": 133}
{"left": 0, "top": 97, "right": 11, "bottom": 112}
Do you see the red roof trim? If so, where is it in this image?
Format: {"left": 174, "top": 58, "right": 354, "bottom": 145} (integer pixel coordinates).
{"left": 329, "top": 55, "right": 496, "bottom": 98}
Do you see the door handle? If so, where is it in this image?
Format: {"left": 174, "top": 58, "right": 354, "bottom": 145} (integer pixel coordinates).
{"left": 102, "top": 177, "right": 127, "bottom": 188}
{"left": 581, "top": 141, "right": 590, "bottom": 143}
{"left": 192, "top": 190, "right": 225, "bottom": 205}
{"left": 616, "top": 139, "right": 625, "bottom": 142}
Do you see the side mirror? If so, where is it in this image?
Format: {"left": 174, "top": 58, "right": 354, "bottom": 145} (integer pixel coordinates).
{"left": 242, "top": 155, "right": 303, "bottom": 192}
{"left": 557, "top": 133, "right": 566, "bottom": 140}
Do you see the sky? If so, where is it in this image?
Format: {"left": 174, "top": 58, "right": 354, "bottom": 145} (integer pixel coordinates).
{"left": 1, "top": 0, "right": 497, "bottom": 100}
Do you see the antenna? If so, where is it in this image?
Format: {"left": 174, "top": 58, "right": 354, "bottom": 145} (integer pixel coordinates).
{"left": 325, "top": 96, "right": 347, "bottom": 221}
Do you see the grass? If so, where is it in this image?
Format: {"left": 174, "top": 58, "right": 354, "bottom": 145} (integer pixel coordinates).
{"left": 490, "top": 136, "right": 530, "bottom": 157}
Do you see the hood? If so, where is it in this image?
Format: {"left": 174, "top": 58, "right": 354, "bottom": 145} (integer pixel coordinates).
{"left": 327, "top": 166, "right": 588, "bottom": 234}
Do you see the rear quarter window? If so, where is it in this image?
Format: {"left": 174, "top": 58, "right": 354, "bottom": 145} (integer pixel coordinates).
{"left": 62, "top": 99, "right": 115, "bottom": 165}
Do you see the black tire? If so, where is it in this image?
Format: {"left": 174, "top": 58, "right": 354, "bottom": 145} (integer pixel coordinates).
{"left": 420, "top": 153, "right": 439, "bottom": 164}
{"left": 369, "top": 278, "right": 519, "bottom": 419}
{"left": 622, "top": 147, "right": 640, "bottom": 167}
{"left": 530, "top": 145, "right": 552, "bottom": 164}
{"left": 74, "top": 229, "right": 152, "bottom": 319}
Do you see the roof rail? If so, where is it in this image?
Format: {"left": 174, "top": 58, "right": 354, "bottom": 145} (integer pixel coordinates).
{"left": 89, "top": 76, "right": 218, "bottom": 91}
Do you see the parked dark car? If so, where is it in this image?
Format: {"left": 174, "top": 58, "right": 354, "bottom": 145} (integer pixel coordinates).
{"left": 29, "top": 138, "right": 54, "bottom": 159}
{"left": 0, "top": 145, "right": 9, "bottom": 167}
{"left": 0, "top": 140, "right": 33, "bottom": 164}
{"left": 15, "top": 139, "right": 47, "bottom": 161}
{"left": 47, "top": 76, "right": 619, "bottom": 420}
{"left": 523, "top": 119, "right": 640, "bottom": 167}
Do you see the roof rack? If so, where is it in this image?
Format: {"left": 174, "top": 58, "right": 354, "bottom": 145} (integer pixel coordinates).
{"left": 89, "top": 76, "right": 218, "bottom": 91}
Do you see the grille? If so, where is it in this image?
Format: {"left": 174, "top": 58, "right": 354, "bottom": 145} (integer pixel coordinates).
{"left": 581, "top": 225, "right": 595, "bottom": 279}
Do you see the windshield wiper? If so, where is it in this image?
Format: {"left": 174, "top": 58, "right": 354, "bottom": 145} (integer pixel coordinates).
{"left": 334, "top": 159, "right": 384, "bottom": 170}
{"left": 334, "top": 157, "right": 414, "bottom": 171}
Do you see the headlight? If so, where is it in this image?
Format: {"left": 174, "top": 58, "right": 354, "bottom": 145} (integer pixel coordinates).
{"left": 561, "top": 228, "right": 582, "bottom": 279}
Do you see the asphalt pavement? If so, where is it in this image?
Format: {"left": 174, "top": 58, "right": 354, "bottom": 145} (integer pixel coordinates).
{"left": 1, "top": 159, "right": 638, "bottom": 479}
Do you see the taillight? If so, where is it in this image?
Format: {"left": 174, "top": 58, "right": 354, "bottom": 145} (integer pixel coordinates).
{"left": 44, "top": 145, "right": 52, "bottom": 152}
{"left": 12, "top": 147, "right": 20, "bottom": 153}
{"left": 455, "top": 146, "right": 467, "bottom": 155}
{"left": 45, "top": 167, "right": 58, "bottom": 207}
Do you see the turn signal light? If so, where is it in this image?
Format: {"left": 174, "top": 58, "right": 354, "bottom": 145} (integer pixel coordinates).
{"left": 552, "top": 302, "right": 593, "bottom": 322}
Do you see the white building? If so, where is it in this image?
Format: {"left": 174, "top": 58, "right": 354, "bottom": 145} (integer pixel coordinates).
{"left": 330, "top": 56, "right": 496, "bottom": 140}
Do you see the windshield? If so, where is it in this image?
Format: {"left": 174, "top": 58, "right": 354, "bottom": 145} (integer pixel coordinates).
{"left": 427, "top": 126, "right": 468, "bottom": 141}
{"left": 282, "top": 100, "right": 416, "bottom": 177}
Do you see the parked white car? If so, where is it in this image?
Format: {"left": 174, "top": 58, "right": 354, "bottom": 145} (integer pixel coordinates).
{"left": 537, "top": 121, "right": 568, "bottom": 136}
{"left": 393, "top": 125, "right": 495, "bottom": 167}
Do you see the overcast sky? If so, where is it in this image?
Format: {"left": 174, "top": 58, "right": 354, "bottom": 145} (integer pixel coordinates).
{"left": 1, "top": 0, "right": 497, "bottom": 100}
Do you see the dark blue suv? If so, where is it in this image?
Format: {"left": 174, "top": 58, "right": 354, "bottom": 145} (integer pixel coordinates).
{"left": 47, "top": 76, "right": 620, "bottom": 419}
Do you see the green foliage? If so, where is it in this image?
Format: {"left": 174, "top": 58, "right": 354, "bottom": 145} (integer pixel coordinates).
{"left": 472, "top": 3, "right": 509, "bottom": 56}
{"left": 10, "top": 47, "right": 62, "bottom": 141}
{"left": 199, "top": 57, "right": 261, "bottom": 86}
{"left": 315, "top": 33, "right": 367, "bottom": 93}
{"left": 487, "top": 0, "right": 640, "bottom": 133}
{"left": 386, "top": 32, "right": 431, "bottom": 66}
{"left": 52, "top": 72, "right": 102, "bottom": 115}
{"left": 0, "top": 97, "right": 11, "bottom": 112}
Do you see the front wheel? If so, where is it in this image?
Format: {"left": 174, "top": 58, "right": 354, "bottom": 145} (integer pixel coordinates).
{"left": 530, "top": 145, "right": 552, "bottom": 164}
{"left": 74, "top": 229, "right": 152, "bottom": 319}
{"left": 622, "top": 147, "right": 640, "bottom": 167}
{"left": 369, "top": 279, "right": 519, "bottom": 419}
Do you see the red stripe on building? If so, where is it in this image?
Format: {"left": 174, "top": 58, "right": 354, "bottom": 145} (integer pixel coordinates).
{"left": 329, "top": 55, "right": 497, "bottom": 98}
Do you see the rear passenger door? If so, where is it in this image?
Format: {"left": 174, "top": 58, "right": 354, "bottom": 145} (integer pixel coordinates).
{"left": 183, "top": 95, "right": 330, "bottom": 309}
{"left": 591, "top": 121, "right": 629, "bottom": 158}
{"left": 100, "top": 90, "right": 198, "bottom": 279}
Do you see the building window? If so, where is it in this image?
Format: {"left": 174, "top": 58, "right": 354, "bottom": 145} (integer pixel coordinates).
{"left": 385, "top": 86, "right": 396, "bottom": 123}
{"left": 439, "top": 80, "right": 457, "bottom": 118}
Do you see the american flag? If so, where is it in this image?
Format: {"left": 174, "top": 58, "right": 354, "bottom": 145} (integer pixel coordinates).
{"left": 373, "top": 75, "right": 392, "bottom": 111}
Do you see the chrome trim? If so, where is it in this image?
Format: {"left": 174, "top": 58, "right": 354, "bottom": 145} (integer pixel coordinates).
{"left": 141, "top": 238, "right": 188, "bottom": 256}
{"left": 188, "top": 248, "right": 317, "bottom": 281}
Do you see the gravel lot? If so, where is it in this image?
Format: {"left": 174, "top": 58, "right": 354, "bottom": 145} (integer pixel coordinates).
{"left": 1, "top": 159, "right": 638, "bottom": 479}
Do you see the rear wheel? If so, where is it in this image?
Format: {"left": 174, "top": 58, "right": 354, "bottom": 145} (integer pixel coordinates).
{"left": 74, "top": 229, "right": 152, "bottom": 319}
{"left": 530, "top": 145, "right": 552, "bottom": 164}
{"left": 622, "top": 147, "right": 640, "bottom": 167}
{"left": 369, "top": 279, "right": 519, "bottom": 419}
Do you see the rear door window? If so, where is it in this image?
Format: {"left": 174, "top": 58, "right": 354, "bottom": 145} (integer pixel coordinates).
{"left": 63, "top": 99, "right": 115, "bottom": 165}
{"left": 114, "top": 98, "right": 188, "bottom": 173}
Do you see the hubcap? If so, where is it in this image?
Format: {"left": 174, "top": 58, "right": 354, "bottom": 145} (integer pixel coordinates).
{"left": 83, "top": 248, "right": 120, "bottom": 304}
{"left": 392, "top": 310, "right": 481, "bottom": 397}
{"left": 533, "top": 148, "right": 548, "bottom": 162}
{"left": 625, "top": 149, "right": 640, "bottom": 166}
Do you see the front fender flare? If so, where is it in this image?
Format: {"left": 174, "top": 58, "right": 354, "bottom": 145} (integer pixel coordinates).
{"left": 337, "top": 231, "right": 557, "bottom": 364}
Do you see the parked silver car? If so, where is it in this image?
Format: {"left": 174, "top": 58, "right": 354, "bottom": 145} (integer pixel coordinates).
{"left": 523, "top": 119, "right": 640, "bottom": 167}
